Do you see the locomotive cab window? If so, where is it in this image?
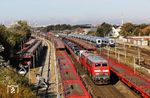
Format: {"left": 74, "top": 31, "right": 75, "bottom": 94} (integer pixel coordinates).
{"left": 95, "top": 63, "right": 100, "bottom": 67}
{"left": 102, "top": 63, "right": 107, "bottom": 67}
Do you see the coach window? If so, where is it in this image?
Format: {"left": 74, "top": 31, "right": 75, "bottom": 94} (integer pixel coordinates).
{"left": 102, "top": 63, "right": 107, "bottom": 67}
{"left": 95, "top": 63, "right": 100, "bottom": 67}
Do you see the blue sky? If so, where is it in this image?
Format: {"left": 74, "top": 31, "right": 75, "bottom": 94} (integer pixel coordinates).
{"left": 0, "top": 0, "right": 150, "bottom": 26}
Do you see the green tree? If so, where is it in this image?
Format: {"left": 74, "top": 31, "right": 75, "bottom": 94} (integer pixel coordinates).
{"left": 0, "top": 20, "right": 31, "bottom": 60}
{"left": 42, "top": 24, "right": 72, "bottom": 32}
{"left": 0, "top": 24, "right": 7, "bottom": 39}
{"left": 0, "top": 25, "right": 12, "bottom": 60}
{"left": 97, "top": 22, "right": 112, "bottom": 37}
{"left": 87, "top": 31, "right": 96, "bottom": 36}
{"left": 121, "top": 23, "right": 136, "bottom": 36}
{"left": 132, "top": 27, "right": 142, "bottom": 36}
{"left": 97, "top": 28, "right": 104, "bottom": 36}
{"left": 145, "top": 29, "right": 150, "bottom": 36}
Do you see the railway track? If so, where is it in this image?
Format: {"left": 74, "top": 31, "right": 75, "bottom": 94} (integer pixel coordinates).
{"left": 117, "top": 44, "right": 150, "bottom": 67}
{"left": 99, "top": 48, "right": 150, "bottom": 79}
{"left": 102, "top": 45, "right": 150, "bottom": 70}
{"left": 63, "top": 36, "right": 149, "bottom": 97}
{"left": 69, "top": 53, "right": 126, "bottom": 98}
{"left": 63, "top": 38, "right": 142, "bottom": 98}
{"left": 82, "top": 75, "right": 125, "bottom": 98}
{"left": 116, "top": 45, "right": 150, "bottom": 59}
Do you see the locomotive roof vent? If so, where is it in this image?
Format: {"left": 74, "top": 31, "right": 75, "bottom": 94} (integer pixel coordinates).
{"left": 88, "top": 55, "right": 107, "bottom": 63}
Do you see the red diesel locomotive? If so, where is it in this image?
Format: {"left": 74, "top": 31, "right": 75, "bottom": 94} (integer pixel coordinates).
{"left": 79, "top": 51, "right": 110, "bottom": 84}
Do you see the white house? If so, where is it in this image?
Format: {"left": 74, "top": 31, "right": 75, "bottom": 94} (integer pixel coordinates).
{"left": 109, "top": 26, "right": 121, "bottom": 38}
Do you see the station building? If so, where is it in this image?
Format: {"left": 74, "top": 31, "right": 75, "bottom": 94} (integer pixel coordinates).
{"left": 125, "top": 36, "right": 150, "bottom": 46}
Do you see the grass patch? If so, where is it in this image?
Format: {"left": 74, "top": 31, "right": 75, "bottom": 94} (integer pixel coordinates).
{"left": 0, "top": 67, "right": 38, "bottom": 98}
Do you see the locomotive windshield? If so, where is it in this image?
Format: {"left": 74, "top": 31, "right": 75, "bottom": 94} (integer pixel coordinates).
{"left": 102, "top": 63, "right": 107, "bottom": 67}
{"left": 95, "top": 63, "right": 100, "bottom": 67}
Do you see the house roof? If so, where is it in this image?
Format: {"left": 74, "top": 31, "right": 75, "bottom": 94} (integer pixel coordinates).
{"left": 142, "top": 26, "right": 150, "bottom": 33}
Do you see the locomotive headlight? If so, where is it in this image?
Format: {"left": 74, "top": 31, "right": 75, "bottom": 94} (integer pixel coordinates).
{"left": 94, "top": 70, "right": 101, "bottom": 72}
{"left": 102, "top": 70, "right": 109, "bottom": 72}
{"left": 96, "top": 39, "right": 102, "bottom": 44}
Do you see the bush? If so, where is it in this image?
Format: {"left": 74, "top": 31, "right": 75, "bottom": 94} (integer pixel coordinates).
{"left": 0, "top": 68, "right": 37, "bottom": 98}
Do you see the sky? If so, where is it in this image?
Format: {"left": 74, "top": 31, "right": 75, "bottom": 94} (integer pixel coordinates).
{"left": 0, "top": 0, "right": 150, "bottom": 26}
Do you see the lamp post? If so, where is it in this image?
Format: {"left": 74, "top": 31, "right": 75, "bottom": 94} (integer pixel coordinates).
{"left": 100, "top": 47, "right": 101, "bottom": 54}
{"left": 133, "top": 56, "right": 139, "bottom": 73}
{"left": 133, "top": 57, "right": 136, "bottom": 73}
{"left": 107, "top": 45, "right": 110, "bottom": 58}
{"left": 28, "top": 64, "right": 30, "bottom": 85}
{"left": 137, "top": 44, "right": 140, "bottom": 66}
{"left": 118, "top": 51, "right": 120, "bottom": 62}
{"left": 115, "top": 44, "right": 117, "bottom": 58}
{"left": 124, "top": 42, "right": 127, "bottom": 62}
